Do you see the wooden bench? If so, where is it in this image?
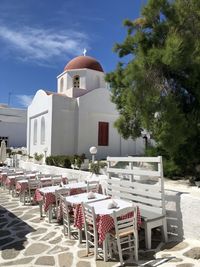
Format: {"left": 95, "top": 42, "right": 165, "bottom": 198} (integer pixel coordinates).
{"left": 106, "top": 156, "right": 168, "bottom": 249}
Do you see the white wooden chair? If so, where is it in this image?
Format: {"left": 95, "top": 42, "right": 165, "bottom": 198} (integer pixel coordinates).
{"left": 61, "top": 196, "right": 77, "bottom": 239}
{"left": 51, "top": 175, "right": 62, "bottom": 186}
{"left": 81, "top": 202, "right": 99, "bottom": 259}
{"left": 55, "top": 187, "right": 70, "bottom": 216}
{"left": 86, "top": 180, "right": 100, "bottom": 193}
{"left": 109, "top": 205, "right": 138, "bottom": 265}
{"left": 68, "top": 177, "right": 79, "bottom": 183}
{"left": 24, "top": 179, "right": 40, "bottom": 205}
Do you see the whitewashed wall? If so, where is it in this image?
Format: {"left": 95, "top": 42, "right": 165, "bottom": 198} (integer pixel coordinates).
{"left": 27, "top": 90, "right": 53, "bottom": 157}
{"left": 0, "top": 107, "right": 26, "bottom": 147}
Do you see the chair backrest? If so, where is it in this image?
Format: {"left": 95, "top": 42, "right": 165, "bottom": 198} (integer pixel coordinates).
{"left": 51, "top": 176, "right": 62, "bottom": 185}
{"left": 86, "top": 180, "right": 100, "bottom": 193}
{"left": 106, "top": 156, "right": 166, "bottom": 216}
{"left": 68, "top": 177, "right": 79, "bottom": 183}
{"left": 113, "top": 205, "right": 138, "bottom": 237}
{"left": 81, "top": 202, "right": 98, "bottom": 246}
{"left": 55, "top": 188, "right": 70, "bottom": 210}
{"left": 28, "top": 179, "right": 40, "bottom": 190}
{"left": 81, "top": 202, "right": 98, "bottom": 237}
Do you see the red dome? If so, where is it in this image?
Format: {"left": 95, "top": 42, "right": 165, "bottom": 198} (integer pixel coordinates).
{"left": 64, "top": 55, "right": 104, "bottom": 72}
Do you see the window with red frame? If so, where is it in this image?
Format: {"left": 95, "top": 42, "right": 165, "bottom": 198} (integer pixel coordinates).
{"left": 98, "top": 122, "right": 109, "bottom": 146}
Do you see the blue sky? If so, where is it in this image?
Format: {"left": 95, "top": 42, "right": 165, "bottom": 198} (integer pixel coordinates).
{"left": 0, "top": 0, "right": 145, "bottom": 108}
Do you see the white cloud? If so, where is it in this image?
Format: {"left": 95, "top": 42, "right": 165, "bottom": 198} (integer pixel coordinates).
{"left": 16, "top": 95, "right": 33, "bottom": 107}
{"left": 0, "top": 25, "right": 89, "bottom": 64}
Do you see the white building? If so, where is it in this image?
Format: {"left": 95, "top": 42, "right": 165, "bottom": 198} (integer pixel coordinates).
{"left": 0, "top": 104, "right": 27, "bottom": 147}
{"left": 27, "top": 55, "right": 145, "bottom": 159}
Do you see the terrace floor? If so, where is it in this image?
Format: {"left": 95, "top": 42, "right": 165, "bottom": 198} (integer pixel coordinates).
{"left": 0, "top": 187, "right": 200, "bottom": 267}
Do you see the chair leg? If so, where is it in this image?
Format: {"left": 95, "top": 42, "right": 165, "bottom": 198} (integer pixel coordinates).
{"left": 94, "top": 232, "right": 98, "bottom": 260}
{"left": 116, "top": 238, "right": 123, "bottom": 266}
{"left": 48, "top": 205, "right": 52, "bottom": 223}
{"left": 145, "top": 223, "right": 152, "bottom": 250}
{"left": 134, "top": 232, "right": 139, "bottom": 262}
{"left": 85, "top": 226, "right": 89, "bottom": 255}
{"left": 162, "top": 218, "right": 168, "bottom": 243}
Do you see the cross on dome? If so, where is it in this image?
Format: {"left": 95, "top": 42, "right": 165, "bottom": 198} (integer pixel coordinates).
{"left": 83, "top": 48, "right": 87, "bottom": 56}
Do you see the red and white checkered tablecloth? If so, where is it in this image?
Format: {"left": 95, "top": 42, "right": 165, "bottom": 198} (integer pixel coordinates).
{"left": 74, "top": 205, "right": 141, "bottom": 244}
{"left": 0, "top": 174, "right": 7, "bottom": 186}
{"left": 56, "top": 188, "right": 86, "bottom": 220}
{"left": 15, "top": 180, "right": 28, "bottom": 193}
{"left": 5, "top": 177, "right": 15, "bottom": 189}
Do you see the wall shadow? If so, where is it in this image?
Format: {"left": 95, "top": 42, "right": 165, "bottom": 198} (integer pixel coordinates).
{"left": 165, "top": 190, "right": 186, "bottom": 241}
{"left": 0, "top": 205, "right": 35, "bottom": 251}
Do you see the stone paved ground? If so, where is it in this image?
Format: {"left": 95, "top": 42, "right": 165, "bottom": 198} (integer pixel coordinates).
{"left": 0, "top": 187, "right": 200, "bottom": 267}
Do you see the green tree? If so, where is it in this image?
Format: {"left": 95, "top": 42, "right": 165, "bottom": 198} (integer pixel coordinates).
{"left": 106, "top": 0, "right": 200, "bottom": 177}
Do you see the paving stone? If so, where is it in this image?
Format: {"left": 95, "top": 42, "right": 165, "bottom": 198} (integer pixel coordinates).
{"left": 8, "top": 212, "right": 18, "bottom": 218}
{"left": 15, "top": 222, "right": 28, "bottom": 227}
{"left": 1, "top": 246, "right": 21, "bottom": 259}
{"left": 20, "top": 213, "right": 36, "bottom": 220}
{"left": 7, "top": 219, "right": 21, "bottom": 227}
{"left": 12, "top": 211, "right": 23, "bottom": 216}
{"left": 0, "top": 217, "right": 8, "bottom": 224}
{"left": 0, "top": 257, "right": 34, "bottom": 266}
{"left": 183, "top": 247, "right": 200, "bottom": 259}
{"left": 48, "top": 245, "right": 69, "bottom": 254}
{"left": 30, "top": 217, "right": 44, "bottom": 223}
{"left": 58, "top": 252, "right": 73, "bottom": 267}
{"left": 30, "top": 227, "right": 47, "bottom": 235}
{"left": 161, "top": 241, "right": 189, "bottom": 251}
{"left": 77, "top": 249, "right": 93, "bottom": 259}
{"left": 16, "top": 230, "right": 33, "bottom": 238}
{"left": 0, "top": 208, "right": 7, "bottom": 214}
{"left": 2, "top": 240, "right": 28, "bottom": 251}
{"left": 40, "top": 231, "right": 57, "bottom": 241}
{"left": 3, "top": 204, "right": 19, "bottom": 209}
{"left": 24, "top": 243, "right": 50, "bottom": 256}
{"left": 26, "top": 207, "right": 40, "bottom": 213}
{"left": 64, "top": 240, "right": 77, "bottom": 246}
{"left": 176, "top": 264, "right": 194, "bottom": 267}
{"left": 138, "top": 250, "right": 155, "bottom": 261}
{"left": 76, "top": 261, "right": 91, "bottom": 267}
{"left": 35, "top": 255, "right": 55, "bottom": 266}
{"left": 96, "top": 260, "right": 118, "bottom": 267}
{"left": 170, "top": 257, "right": 183, "bottom": 262}
{"left": 0, "top": 222, "right": 7, "bottom": 228}
{"left": 0, "top": 237, "right": 14, "bottom": 247}
{"left": 0, "top": 229, "right": 11, "bottom": 237}
{"left": 49, "top": 235, "right": 63, "bottom": 244}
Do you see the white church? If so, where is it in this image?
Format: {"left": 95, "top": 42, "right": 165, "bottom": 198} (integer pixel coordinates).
{"left": 27, "top": 54, "right": 145, "bottom": 159}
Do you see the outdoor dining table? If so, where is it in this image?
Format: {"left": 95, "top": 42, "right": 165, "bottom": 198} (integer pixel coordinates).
{"left": 75, "top": 197, "right": 141, "bottom": 261}
{"left": 36, "top": 182, "right": 88, "bottom": 219}
{"left": 63, "top": 192, "right": 110, "bottom": 242}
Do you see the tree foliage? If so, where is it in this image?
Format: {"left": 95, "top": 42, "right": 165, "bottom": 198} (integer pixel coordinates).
{"left": 106, "top": 0, "right": 200, "bottom": 176}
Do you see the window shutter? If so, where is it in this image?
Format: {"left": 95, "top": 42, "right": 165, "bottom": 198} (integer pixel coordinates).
{"left": 98, "top": 122, "right": 109, "bottom": 146}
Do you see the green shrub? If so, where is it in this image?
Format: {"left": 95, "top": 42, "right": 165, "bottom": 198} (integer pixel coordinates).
{"left": 46, "top": 155, "right": 71, "bottom": 168}
{"left": 90, "top": 161, "right": 107, "bottom": 174}
{"left": 34, "top": 153, "right": 44, "bottom": 161}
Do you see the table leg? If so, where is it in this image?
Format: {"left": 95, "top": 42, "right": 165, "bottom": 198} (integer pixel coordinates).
{"left": 103, "top": 238, "right": 108, "bottom": 261}
{"left": 78, "top": 228, "right": 82, "bottom": 244}
{"left": 48, "top": 204, "right": 52, "bottom": 223}
{"left": 39, "top": 201, "right": 43, "bottom": 218}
